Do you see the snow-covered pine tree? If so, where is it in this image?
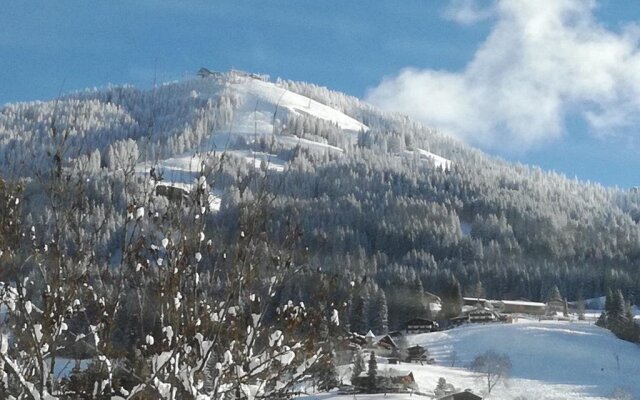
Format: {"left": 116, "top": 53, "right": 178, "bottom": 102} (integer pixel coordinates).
{"left": 351, "top": 351, "right": 366, "bottom": 381}
{"left": 367, "top": 351, "right": 377, "bottom": 392}
{"left": 371, "top": 290, "right": 388, "bottom": 335}
{"left": 350, "top": 286, "right": 370, "bottom": 334}
{"left": 314, "top": 344, "right": 339, "bottom": 392}
{"left": 440, "top": 277, "right": 463, "bottom": 318}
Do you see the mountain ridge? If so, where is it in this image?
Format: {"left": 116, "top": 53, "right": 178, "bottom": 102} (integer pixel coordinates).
{"left": 1, "top": 70, "right": 639, "bottom": 311}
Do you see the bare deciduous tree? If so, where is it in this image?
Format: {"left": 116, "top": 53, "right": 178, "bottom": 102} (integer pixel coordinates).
{"left": 469, "top": 349, "right": 512, "bottom": 394}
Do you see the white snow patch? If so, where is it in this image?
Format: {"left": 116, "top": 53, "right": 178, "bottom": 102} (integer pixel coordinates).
{"left": 405, "top": 148, "right": 452, "bottom": 170}
{"left": 229, "top": 76, "right": 368, "bottom": 134}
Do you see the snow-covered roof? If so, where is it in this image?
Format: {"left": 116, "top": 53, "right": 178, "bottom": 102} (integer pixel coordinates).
{"left": 497, "top": 300, "right": 546, "bottom": 307}
{"left": 365, "top": 330, "right": 376, "bottom": 338}
{"left": 463, "top": 297, "right": 488, "bottom": 302}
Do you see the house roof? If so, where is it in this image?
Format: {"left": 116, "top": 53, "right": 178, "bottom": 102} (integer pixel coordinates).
{"left": 358, "top": 370, "right": 414, "bottom": 380}
{"left": 439, "top": 389, "right": 483, "bottom": 400}
{"left": 496, "top": 300, "right": 545, "bottom": 307}
{"left": 424, "top": 291, "right": 442, "bottom": 302}
{"left": 463, "top": 297, "right": 488, "bottom": 302}
{"left": 405, "top": 318, "right": 437, "bottom": 325}
{"left": 365, "top": 330, "right": 376, "bottom": 338}
{"left": 377, "top": 335, "right": 398, "bottom": 349}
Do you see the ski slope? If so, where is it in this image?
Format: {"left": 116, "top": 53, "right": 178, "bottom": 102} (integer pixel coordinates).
{"left": 138, "top": 72, "right": 453, "bottom": 213}
{"left": 298, "top": 320, "right": 640, "bottom": 399}
{"left": 139, "top": 73, "right": 368, "bottom": 210}
{"left": 228, "top": 74, "right": 368, "bottom": 135}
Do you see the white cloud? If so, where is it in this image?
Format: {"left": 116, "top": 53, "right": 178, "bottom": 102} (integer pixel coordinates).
{"left": 442, "top": 0, "right": 495, "bottom": 25}
{"left": 366, "top": 0, "right": 640, "bottom": 151}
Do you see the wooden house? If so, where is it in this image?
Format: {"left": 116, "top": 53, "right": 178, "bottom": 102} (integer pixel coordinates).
{"left": 352, "top": 370, "right": 417, "bottom": 393}
{"left": 463, "top": 297, "right": 490, "bottom": 308}
{"left": 376, "top": 334, "right": 398, "bottom": 351}
{"left": 388, "top": 330, "right": 403, "bottom": 339}
{"left": 451, "top": 308, "right": 500, "bottom": 325}
{"left": 546, "top": 298, "right": 566, "bottom": 315}
{"left": 405, "top": 345, "right": 432, "bottom": 365}
{"left": 491, "top": 300, "right": 546, "bottom": 315}
{"left": 155, "top": 184, "right": 189, "bottom": 203}
{"left": 405, "top": 318, "right": 439, "bottom": 334}
{"left": 438, "top": 389, "right": 483, "bottom": 400}
{"left": 468, "top": 309, "right": 499, "bottom": 323}
{"left": 365, "top": 330, "right": 376, "bottom": 346}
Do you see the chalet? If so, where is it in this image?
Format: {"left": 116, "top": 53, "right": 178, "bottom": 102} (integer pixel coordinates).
{"left": 335, "top": 328, "right": 367, "bottom": 349}
{"left": 348, "top": 333, "right": 368, "bottom": 348}
{"left": 439, "top": 389, "right": 483, "bottom": 400}
{"left": 365, "top": 330, "right": 376, "bottom": 346}
{"left": 451, "top": 308, "right": 500, "bottom": 325}
{"left": 468, "top": 308, "right": 499, "bottom": 322}
{"left": 546, "top": 298, "right": 566, "bottom": 315}
{"left": 405, "top": 345, "right": 433, "bottom": 365}
{"left": 352, "top": 370, "right": 417, "bottom": 393}
{"left": 425, "top": 291, "right": 443, "bottom": 315}
{"left": 387, "top": 371, "right": 416, "bottom": 390}
{"left": 463, "top": 297, "right": 490, "bottom": 308}
{"left": 376, "top": 334, "right": 398, "bottom": 351}
{"left": 491, "top": 300, "right": 546, "bottom": 315}
{"left": 405, "top": 318, "right": 439, "bottom": 334}
{"left": 155, "top": 184, "right": 189, "bottom": 203}
{"left": 388, "top": 330, "right": 404, "bottom": 339}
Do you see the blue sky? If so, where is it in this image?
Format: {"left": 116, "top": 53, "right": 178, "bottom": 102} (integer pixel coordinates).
{"left": 1, "top": 0, "right": 639, "bottom": 187}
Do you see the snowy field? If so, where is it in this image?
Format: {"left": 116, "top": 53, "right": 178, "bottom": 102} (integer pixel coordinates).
{"left": 298, "top": 319, "right": 640, "bottom": 399}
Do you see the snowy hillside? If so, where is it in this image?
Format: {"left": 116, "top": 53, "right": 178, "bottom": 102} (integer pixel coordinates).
{"left": 138, "top": 72, "right": 362, "bottom": 195}
{"left": 411, "top": 320, "right": 640, "bottom": 398}
{"left": 1, "top": 69, "right": 639, "bottom": 316}
{"left": 137, "top": 71, "right": 451, "bottom": 200}
{"left": 298, "top": 320, "right": 640, "bottom": 399}
{"left": 226, "top": 73, "right": 368, "bottom": 135}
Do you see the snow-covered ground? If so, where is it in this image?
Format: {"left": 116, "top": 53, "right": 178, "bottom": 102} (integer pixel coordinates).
{"left": 277, "top": 134, "right": 344, "bottom": 154}
{"left": 228, "top": 75, "right": 368, "bottom": 135}
{"left": 298, "top": 319, "right": 640, "bottom": 399}
{"left": 135, "top": 153, "right": 223, "bottom": 211}
{"left": 405, "top": 148, "right": 453, "bottom": 170}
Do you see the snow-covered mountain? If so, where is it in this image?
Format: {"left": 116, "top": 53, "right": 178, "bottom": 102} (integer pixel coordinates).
{"left": 93, "top": 70, "right": 449, "bottom": 203}
{"left": 1, "top": 69, "right": 639, "bottom": 306}
{"left": 147, "top": 71, "right": 447, "bottom": 194}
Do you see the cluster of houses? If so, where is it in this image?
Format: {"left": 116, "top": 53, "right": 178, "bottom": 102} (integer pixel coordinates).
{"left": 335, "top": 294, "right": 573, "bottom": 398}
{"left": 450, "top": 296, "right": 570, "bottom": 325}
{"left": 337, "top": 320, "right": 482, "bottom": 398}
